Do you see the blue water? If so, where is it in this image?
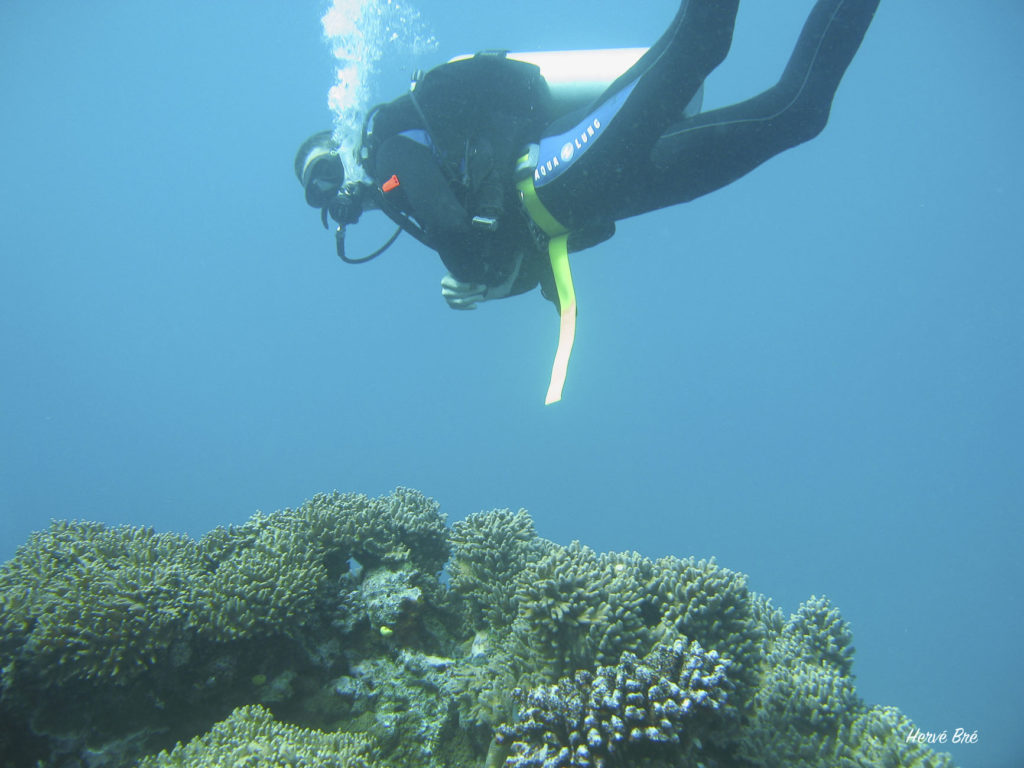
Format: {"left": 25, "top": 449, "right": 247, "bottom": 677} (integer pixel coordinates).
{"left": 1, "top": 2, "right": 1021, "bottom": 766}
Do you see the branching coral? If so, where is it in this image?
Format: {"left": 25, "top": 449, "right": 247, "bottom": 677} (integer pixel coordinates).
{"left": 734, "top": 595, "right": 949, "bottom": 768}
{"left": 294, "top": 487, "right": 450, "bottom": 574}
{"left": 136, "top": 704, "right": 369, "bottom": 768}
{"left": 193, "top": 517, "right": 328, "bottom": 642}
{"left": 838, "top": 705, "right": 956, "bottom": 768}
{"left": 0, "top": 520, "right": 198, "bottom": 685}
{"left": 496, "top": 638, "right": 731, "bottom": 768}
{"left": 646, "top": 555, "right": 763, "bottom": 703}
{"left": 449, "top": 508, "right": 547, "bottom": 630}
{"left": 783, "top": 594, "right": 856, "bottom": 676}
{"left": 509, "top": 542, "right": 659, "bottom": 685}
{"left": 193, "top": 487, "right": 449, "bottom": 642}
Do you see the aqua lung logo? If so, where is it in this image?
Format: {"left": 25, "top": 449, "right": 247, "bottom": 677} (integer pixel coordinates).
{"left": 535, "top": 118, "right": 602, "bottom": 181}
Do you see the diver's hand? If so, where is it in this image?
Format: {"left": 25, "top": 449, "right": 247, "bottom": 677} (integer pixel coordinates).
{"left": 441, "top": 275, "right": 488, "bottom": 310}
{"left": 441, "top": 251, "right": 525, "bottom": 310}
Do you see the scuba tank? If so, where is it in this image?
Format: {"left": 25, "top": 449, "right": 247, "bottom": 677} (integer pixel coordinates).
{"left": 449, "top": 48, "right": 704, "bottom": 121}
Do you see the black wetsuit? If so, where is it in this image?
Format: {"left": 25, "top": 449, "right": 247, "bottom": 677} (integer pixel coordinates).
{"left": 364, "top": 0, "right": 880, "bottom": 303}
{"left": 367, "top": 56, "right": 554, "bottom": 296}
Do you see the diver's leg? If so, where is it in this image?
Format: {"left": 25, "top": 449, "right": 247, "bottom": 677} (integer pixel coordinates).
{"left": 624, "top": 0, "right": 879, "bottom": 216}
{"left": 534, "top": 0, "right": 741, "bottom": 229}
{"left": 591, "top": 0, "right": 740, "bottom": 134}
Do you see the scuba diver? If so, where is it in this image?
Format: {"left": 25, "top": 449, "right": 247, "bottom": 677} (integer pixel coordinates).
{"left": 296, "top": 0, "right": 880, "bottom": 402}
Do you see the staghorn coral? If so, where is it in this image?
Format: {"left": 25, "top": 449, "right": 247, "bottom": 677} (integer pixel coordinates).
{"left": 646, "top": 555, "right": 764, "bottom": 704}
{"left": 136, "top": 704, "right": 370, "bottom": 768}
{"left": 748, "top": 592, "right": 785, "bottom": 660}
{"left": 193, "top": 486, "right": 449, "bottom": 642}
{"left": 737, "top": 595, "right": 853, "bottom": 766}
{"left": 740, "top": 655, "right": 859, "bottom": 767}
{"left": 504, "top": 544, "right": 763, "bottom": 722}
{"left": 0, "top": 488, "right": 451, "bottom": 689}
{"left": 297, "top": 487, "right": 451, "bottom": 575}
{"left": 509, "top": 542, "right": 658, "bottom": 685}
{"left": 783, "top": 594, "right": 856, "bottom": 676}
{"left": 193, "top": 515, "right": 328, "bottom": 642}
{"left": 496, "top": 638, "right": 731, "bottom": 768}
{"left": 449, "top": 508, "right": 547, "bottom": 630}
{"left": 0, "top": 520, "right": 198, "bottom": 686}
{"left": 838, "top": 705, "right": 956, "bottom": 768}
{"left": 739, "top": 664, "right": 957, "bottom": 768}
{"left": 732, "top": 594, "right": 956, "bottom": 768}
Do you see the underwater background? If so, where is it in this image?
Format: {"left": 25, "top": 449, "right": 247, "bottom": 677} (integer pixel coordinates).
{"left": 0, "top": 1, "right": 1021, "bottom": 766}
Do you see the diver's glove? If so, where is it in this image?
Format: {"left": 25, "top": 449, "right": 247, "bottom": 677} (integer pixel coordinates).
{"left": 441, "top": 275, "right": 488, "bottom": 310}
{"left": 440, "top": 251, "right": 524, "bottom": 310}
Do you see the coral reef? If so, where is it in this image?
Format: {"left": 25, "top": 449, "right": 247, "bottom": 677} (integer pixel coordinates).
{"left": 0, "top": 489, "right": 956, "bottom": 768}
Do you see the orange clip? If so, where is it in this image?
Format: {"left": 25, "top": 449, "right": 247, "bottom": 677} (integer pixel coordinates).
{"left": 382, "top": 174, "right": 400, "bottom": 193}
